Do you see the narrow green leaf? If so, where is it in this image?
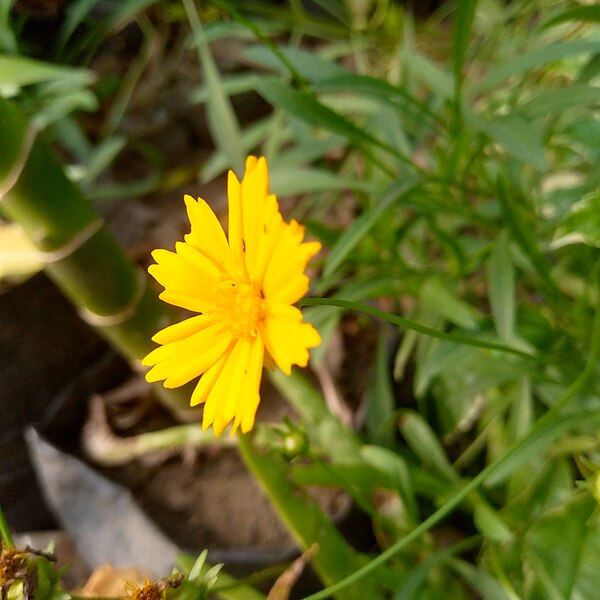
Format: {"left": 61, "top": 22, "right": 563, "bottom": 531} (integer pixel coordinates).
{"left": 485, "top": 408, "right": 600, "bottom": 487}
{"left": 519, "top": 84, "right": 600, "bottom": 117}
{"left": 543, "top": 5, "right": 600, "bottom": 28}
{"left": 55, "top": 0, "right": 102, "bottom": 56}
{"left": 189, "top": 73, "right": 257, "bottom": 103}
{"left": 552, "top": 191, "right": 600, "bottom": 249}
{"left": 361, "top": 445, "right": 418, "bottom": 523}
{"left": 323, "top": 178, "right": 418, "bottom": 278}
{"left": 393, "top": 539, "right": 478, "bottom": 600}
{"left": 449, "top": 559, "right": 511, "bottom": 600}
{"left": 525, "top": 494, "right": 600, "bottom": 599}
{"left": 452, "top": 0, "right": 478, "bottom": 88}
{"left": 496, "top": 177, "right": 558, "bottom": 299}
{"left": 269, "top": 166, "right": 377, "bottom": 196}
{"left": 473, "top": 501, "right": 513, "bottom": 543}
{"left": 311, "top": 73, "right": 442, "bottom": 124}
{"left": 0, "top": 54, "right": 94, "bottom": 87}
{"left": 401, "top": 49, "right": 454, "bottom": 99}
{"left": 487, "top": 230, "right": 515, "bottom": 343}
{"left": 184, "top": 0, "right": 244, "bottom": 176}
{"left": 80, "top": 136, "right": 126, "bottom": 184}
{"left": 472, "top": 40, "right": 600, "bottom": 92}
{"left": 244, "top": 45, "right": 347, "bottom": 82}
{"left": 255, "top": 77, "right": 396, "bottom": 156}
{"left": 480, "top": 114, "right": 547, "bottom": 170}
{"left": 420, "top": 278, "right": 481, "bottom": 329}
{"left": 398, "top": 410, "right": 458, "bottom": 484}
{"left": 299, "top": 297, "right": 537, "bottom": 359}
{"left": 365, "top": 328, "right": 396, "bottom": 448}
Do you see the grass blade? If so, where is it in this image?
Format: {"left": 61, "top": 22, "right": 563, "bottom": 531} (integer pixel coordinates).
{"left": 322, "top": 178, "right": 418, "bottom": 279}
{"left": 487, "top": 230, "right": 515, "bottom": 343}
{"left": 452, "top": 0, "right": 478, "bottom": 90}
{"left": 183, "top": 0, "right": 244, "bottom": 176}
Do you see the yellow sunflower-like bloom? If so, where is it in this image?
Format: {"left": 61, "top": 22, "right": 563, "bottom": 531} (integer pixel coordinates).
{"left": 143, "top": 156, "right": 321, "bottom": 435}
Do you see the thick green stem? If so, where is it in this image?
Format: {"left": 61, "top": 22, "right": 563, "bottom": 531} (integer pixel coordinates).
{"left": 0, "top": 97, "right": 187, "bottom": 411}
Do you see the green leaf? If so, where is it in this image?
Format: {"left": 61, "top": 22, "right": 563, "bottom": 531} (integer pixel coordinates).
{"left": 0, "top": 54, "right": 94, "bottom": 88}
{"left": 244, "top": 45, "right": 347, "bottom": 82}
{"left": 452, "top": 0, "right": 478, "bottom": 88}
{"left": 361, "top": 445, "right": 418, "bottom": 523}
{"left": 55, "top": 0, "right": 102, "bottom": 55}
{"left": 184, "top": 0, "right": 244, "bottom": 176}
{"left": 269, "top": 166, "right": 377, "bottom": 196}
{"left": 485, "top": 408, "right": 600, "bottom": 487}
{"left": 402, "top": 48, "right": 454, "bottom": 99}
{"left": 365, "top": 328, "right": 396, "bottom": 448}
{"left": 472, "top": 40, "right": 600, "bottom": 92}
{"left": 496, "top": 177, "right": 558, "bottom": 298}
{"left": 519, "top": 84, "right": 600, "bottom": 117}
{"left": 473, "top": 501, "right": 513, "bottom": 543}
{"left": 300, "top": 297, "right": 537, "bottom": 360}
{"left": 255, "top": 77, "right": 396, "bottom": 155}
{"left": 487, "top": 230, "right": 515, "bottom": 343}
{"left": 543, "top": 5, "right": 600, "bottom": 28}
{"left": 420, "top": 278, "right": 481, "bottom": 329}
{"left": 525, "top": 494, "right": 600, "bottom": 600}
{"left": 479, "top": 114, "right": 547, "bottom": 170}
{"left": 190, "top": 73, "right": 257, "bottom": 103}
{"left": 398, "top": 410, "right": 458, "bottom": 484}
{"left": 323, "top": 178, "right": 418, "bottom": 278}
{"left": 448, "top": 559, "right": 511, "bottom": 600}
{"left": 311, "top": 73, "right": 440, "bottom": 123}
{"left": 552, "top": 191, "right": 600, "bottom": 249}
{"left": 393, "top": 539, "right": 478, "bottom": 600}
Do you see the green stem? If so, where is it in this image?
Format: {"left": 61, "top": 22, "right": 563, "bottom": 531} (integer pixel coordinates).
{"left": 299, "top": 299, "right": 600, "bottom": 600}
{"left": 0, "top": 97, "right": 188, "bottom": 412}
{"left": 299, "top": 297, "right": 537, "bottom": 360}
{"left": 0, "top": 504, "right": 14, "bottom": 548}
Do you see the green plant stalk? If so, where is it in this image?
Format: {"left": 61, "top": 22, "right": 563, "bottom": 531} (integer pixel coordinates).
{"left": 237, "top": 433, "right": 385, "bottom": 600}
{"left": 0, "top": 97, "right": 188, "bottom": 411}
{"left": 89, "top": 422, "right": 234, "bottom": 466}
{"left": 299, "top": 297, "right": 537, "bottom": 360}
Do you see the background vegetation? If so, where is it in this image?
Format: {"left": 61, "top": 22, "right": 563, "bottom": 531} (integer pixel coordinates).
{"left": 2, "top": 1, "right": 600, "bottom": 598}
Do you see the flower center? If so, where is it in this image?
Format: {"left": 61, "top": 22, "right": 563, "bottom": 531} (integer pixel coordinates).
{"left": 215, "top": 277, "right": 266, "bottom": 338}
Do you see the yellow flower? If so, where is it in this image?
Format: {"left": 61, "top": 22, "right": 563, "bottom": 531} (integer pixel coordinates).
{"left": 143, "top": 156, "right": 321, "bottom": 435}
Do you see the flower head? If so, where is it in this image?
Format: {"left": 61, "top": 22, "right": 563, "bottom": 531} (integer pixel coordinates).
{"left": 143, "top": 156, "right": 321, "bottom": 435}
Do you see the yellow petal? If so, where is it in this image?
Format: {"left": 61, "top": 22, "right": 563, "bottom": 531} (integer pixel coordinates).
{"left": 190, "top": 345, "right": 232, "bottom": 407}
{"left": 262, "top": 221, "right": 321, "bottom": 302}
{"left": 174, "top": 241, "right": 222, "bottom": 280}
{"left": 183, "top": 194, "right": 233, "bottom": 273}
{"left": 231, "top": 338, "right": 264, "bottom": 434}
{"left": 151, "top": 314, "right": 214, "bottom": 345}
{"left": 148, "top": 248, "right": 219, "bottom": 312}
{"left": 227, "top": 169, "right": 246, "bottom": 275}
{"left": 143, "top": 323, "right": 230, "bottom": 387}
{"left": 202, "top": 336, "right": 264, "bottom": 435}
{"left": 245, "top": 194, "right": 285, "bottom": 283}
{"left": 260, "top": 305, "right": 321, "bottom": 375}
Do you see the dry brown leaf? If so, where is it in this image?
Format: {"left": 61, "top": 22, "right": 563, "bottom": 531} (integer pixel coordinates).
{"left": 76, "top": 564, "right": 155, "bottom": 597}
{"left": 267, "top": 544, "right": 318, "bottom": 600}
